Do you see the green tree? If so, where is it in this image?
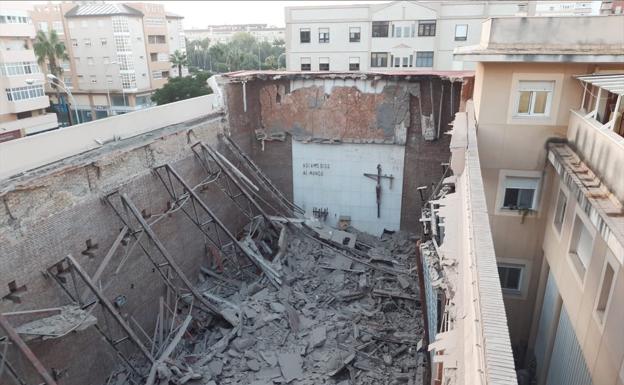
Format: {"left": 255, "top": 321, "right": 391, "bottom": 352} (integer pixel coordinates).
{"left": 152, "top": 72, "right": 213, "bottom": 105}
{"left": 170, "top": 50, "right": 188, "bottom": 77}
{"left": 33, "top": 30, "right": 70, "bottom": 121}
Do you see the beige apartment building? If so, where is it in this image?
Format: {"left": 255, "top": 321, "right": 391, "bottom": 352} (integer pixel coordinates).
{"left": 30, "top": 2, "right": 186, "bottom": 124}
{"left": 454, "top": 14, "right": 624, "bottom": 385}
{"left": 0, "top": 4, "right": 58, "bottom": 142}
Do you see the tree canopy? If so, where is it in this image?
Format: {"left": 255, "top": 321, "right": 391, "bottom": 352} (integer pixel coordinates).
{"left": 186, "top": 32, "right": 285, "bottom": 73}
{"left": 151, "top": 71, "right": 213, "bottom": 105}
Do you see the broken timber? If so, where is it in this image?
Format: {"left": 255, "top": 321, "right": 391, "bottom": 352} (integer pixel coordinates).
{"left": 0, "top": 313, "right": 58, "bottom": 385}
{"left": 152, "top": 164, "right": 282, "bottom": 287}
{"left": 105, "top": 192, "right": 241, "bottom": 324}
{"left": 221, "top": 134, "right": 304, "bottom": 216}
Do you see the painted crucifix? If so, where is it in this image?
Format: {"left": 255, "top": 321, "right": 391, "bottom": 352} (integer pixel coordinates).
{"left": 363, "top": 164, "right": 394, "bottom": 218}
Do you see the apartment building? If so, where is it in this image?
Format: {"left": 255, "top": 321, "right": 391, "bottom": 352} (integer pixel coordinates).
{"left": 454, "top": 15, "right": 624, "bottom": 385}
{"left": 30, "top": 2, "right": 186, "bottom": 123}
{"left": 284, "top": 1, "right": 529, "bottom": 72}
{"left": 185, "top": 24, "right": 285, "bottom": 45}
{"left": 0, "top": 5, "right": 58, "bottom": 141}
{"left": 166, "top": 12, "right": 188, "bottom": 77}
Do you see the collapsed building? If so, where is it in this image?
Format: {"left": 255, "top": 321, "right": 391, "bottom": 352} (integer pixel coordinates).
{"left": 0, "top": 70, "right": 516, "bottom": 385}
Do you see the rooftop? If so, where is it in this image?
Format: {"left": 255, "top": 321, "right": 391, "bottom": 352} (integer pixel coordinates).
{"left": 455, "top": 15, "right": 624, "bottom": 62}
{"left": 65, "top": 3, "right": 143, "bottom": 18}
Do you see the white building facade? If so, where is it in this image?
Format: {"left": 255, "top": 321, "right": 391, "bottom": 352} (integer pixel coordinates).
{"left": 0, "top": 5, "right": 58, "bottom": 141}
{"left": 185, "top": 24, "right": 285, "bottom": 45}
{"left": 285, "top": 1, "right": 528, "bottom": 72}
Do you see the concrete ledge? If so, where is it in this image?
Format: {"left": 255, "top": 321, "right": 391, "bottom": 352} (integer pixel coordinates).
{"left": 0, "top": 94, "right": 221, "bottom": 180}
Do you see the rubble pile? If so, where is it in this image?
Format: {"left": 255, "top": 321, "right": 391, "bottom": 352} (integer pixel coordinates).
{"left": 111, "top": 221, "right": 425, "bottom": 385}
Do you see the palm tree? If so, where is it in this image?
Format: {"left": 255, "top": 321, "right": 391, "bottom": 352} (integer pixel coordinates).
{"left": 170, "top": 50, "right": 188, "bottom": 77}
{"left": 33, "top": 30, "right": 69, "bottom": 119}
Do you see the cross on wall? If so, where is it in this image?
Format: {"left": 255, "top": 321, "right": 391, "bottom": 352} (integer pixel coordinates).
{"left": 363, "top": 164, "right": 395, "bottom": 218}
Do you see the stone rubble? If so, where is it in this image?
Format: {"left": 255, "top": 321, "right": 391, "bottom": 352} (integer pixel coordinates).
{"left": 110, "top": 221, "right": 426, "bottom": 385}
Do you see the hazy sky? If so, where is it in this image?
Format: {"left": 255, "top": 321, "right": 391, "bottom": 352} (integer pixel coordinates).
{"left": 150, "top": 1, "right": 382, "bottom": 29}
{"left": 22, "top": 1, "right": 385, "bottom": 29}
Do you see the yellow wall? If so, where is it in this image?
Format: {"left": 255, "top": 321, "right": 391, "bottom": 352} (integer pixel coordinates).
{"left": 472, "top": 61, "right": 593, "bottom": 348}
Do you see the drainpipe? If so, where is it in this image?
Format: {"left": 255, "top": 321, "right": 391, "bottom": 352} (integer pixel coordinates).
{"left": 242, "top": 80, "right": 247, "bottom": 112}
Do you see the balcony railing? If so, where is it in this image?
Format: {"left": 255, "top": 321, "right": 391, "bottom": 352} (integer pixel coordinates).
{"left": 567, "top": 109, "right": 624, "bottom": 202}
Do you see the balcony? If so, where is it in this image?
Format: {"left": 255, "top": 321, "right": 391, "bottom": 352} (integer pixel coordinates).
{"left": 0, "top": 113, "right": 58, "bottom": 136}
{"left": 567, "top": 109, "right": 624, "bottom": 203}
{"left": 6, "top": 96, "right": 50, "bottom": 114}
{"left": 0, "top": 22, "right": 36, "bottom": 38}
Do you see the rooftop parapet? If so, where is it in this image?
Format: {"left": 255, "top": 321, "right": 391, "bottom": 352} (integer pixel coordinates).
{"left": 455, "top": 15, "right": 624, "bottom": 62}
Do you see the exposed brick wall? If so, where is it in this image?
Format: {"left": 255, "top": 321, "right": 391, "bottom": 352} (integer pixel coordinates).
{"left": 0, "top": 114, "right": 255, "bottom": 385}
{"left": 400, "top": 78, "right": 463, "bottom": 232}
{"left": 223, "top": 81, "right": 294, "bottom": 204}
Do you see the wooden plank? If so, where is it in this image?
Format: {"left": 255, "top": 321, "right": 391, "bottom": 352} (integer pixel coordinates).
{"left": 81, "top": 226, "right": 128, "bottom": 301}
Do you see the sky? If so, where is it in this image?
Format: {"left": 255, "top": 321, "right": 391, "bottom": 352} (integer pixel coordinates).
{"left": 150, "top": 1, "right": 383, "bottom": 29}
{"left": 21, "top": 1, "right": 385, "bottom": 29}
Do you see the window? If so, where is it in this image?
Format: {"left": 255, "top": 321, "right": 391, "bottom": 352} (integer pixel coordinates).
{"left": 415, "top": 51, "right": 434, "bottom": 67}
{"left": 595, "top": 258, "right": 616, "bottom": 324}
{"left": 84, "top": 38, "right": 91, "bottom": 47}
{"left": 319, "top": 57, "right": 329, "bottom": 71}
{"left": 1, "top": 15, "right": 30, "bottom": 24}
{"left": 370, "top": 52, "right": 388, "bottom": 68}
{"left": 498, "top": 264, "right": 524, "bottom": 293}
{"left": 103, "top": 56, "right": 110, "bottom": 64}
{"left": 0, "top": 62, "right": 40, "bottom": 77}
{"left": 395, "top": 26, "right": 402, "bottom": 38}
{"left": 402, "top": 57, "right": 408, "bottom": 67}
{"left": 112, "top": 16, "right": 129, "bottom": 33}
{"left": 150, "top": 52, "right": 158, "bottom": 62}
{"left": 349, "top": 57, "right": 360, "bottom": 71}
{"left": 455, "top": 24, "right": 468, "bottom": 41}
{"left": 300, "top": 57, "right": 311, "bottom": 71}
{"left": 553, "top": 188, "right": 567, "bottom": 233}
{"left": 53, "top": 21, "right": 63, "bottom": 33}
{"left": 418, "top": 20, "right": 436, "bottom": 36}
{"left": 372, "top": 21, "right": 389, "bottom": 37}
{"left": 349, "top": 27, "right": 361, "bottom": 42}
{"left": 90, "top": 75, "right": 97, "bottom": 84}
{"left": 318, "top": 28, "right": 329, "bottom": 43}
{"left": 5, "top": 85, "right": 45, "bottom": 101}
{"left": 148, "top": 35, "right": 166, "bottom": 44}
{"left": 157, "top": 52, "right": 168, "bottom": 62}
{"left": 502, "top": 176, "right": 539, "bottom": 210}
{"left": 71, "top": 39, "right": 78, "bottom": 47}
{"left": 403, "top": 26, "right": 410, "bottom": 37}
{"left": 569, "top": 214, "right": 595, "bottom": 278}
{"left": 87, "top": 57, "right": 94, "bottom": 66}
{"left": 152, "top": 71, "right": 163, "bottom": 79}
{"left": 64, "top": 77, "right": 72, "bottom": 88}
{"left": 38, "top": 21, "right": 48, "bottom": 31}
{"left": 516, "top": 81, "right": 554, "bottom": 116}
{"left": 101, "top": 38, "right": 107, "bottom": 46}
{"left": 393, "top": 57, "right": 400, "bottom": 68}
{"left": 299, "top": 28, "right": 310, "bottom": 43}
{"left": 114, "top": 36, "right": 132, "bottom": 52}
{"left": 121, "top": 73, "right": 136, "bottom": 89}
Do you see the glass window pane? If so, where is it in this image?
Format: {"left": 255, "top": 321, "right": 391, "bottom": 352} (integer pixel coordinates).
{"left": 517, "top": 189, "right": 534, "bottom": 209}
{"left": 533, "top": 91, "right": 548, "bottom": 113}
{"left": 506, "top": 268, "right": 521, "bottom": 289}
{"left": 503, "top": 188, "right": 519, "bottom": 208}
{"left": 517, "top": 91, "right": 531, "bottom": 113}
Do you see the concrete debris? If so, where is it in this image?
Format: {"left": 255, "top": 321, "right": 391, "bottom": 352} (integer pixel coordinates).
{"left": 15, "top": 305, "right": 97, "bottom": 341}
{"left": 109, "top": 218, "right": 425, "bottom": 385}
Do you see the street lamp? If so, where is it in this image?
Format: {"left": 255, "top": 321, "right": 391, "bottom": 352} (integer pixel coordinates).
{"left": 277, "top": 53, "right": 286, "bottom": 69}
{"left": 105, "top": 61, "right": 118, "bottom": 116}
{"left": 46, "top": 74, "right": 81, "bottom": 124}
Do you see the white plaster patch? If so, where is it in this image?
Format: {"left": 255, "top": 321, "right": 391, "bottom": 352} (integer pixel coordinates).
{"left": 292, "top": 141, "right": 405, "bottom": 235}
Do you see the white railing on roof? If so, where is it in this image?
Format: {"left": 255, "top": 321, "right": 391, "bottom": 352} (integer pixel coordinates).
{"left": 0, "top": 94, "right": 221, "bottom": 180}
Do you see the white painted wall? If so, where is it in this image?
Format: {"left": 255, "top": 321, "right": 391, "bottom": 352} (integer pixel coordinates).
{"left": 285, "top": 1, "right": 526, "bottom": 71}
{"left": 292, "top": 141, "right": 405, "bottom": 235}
